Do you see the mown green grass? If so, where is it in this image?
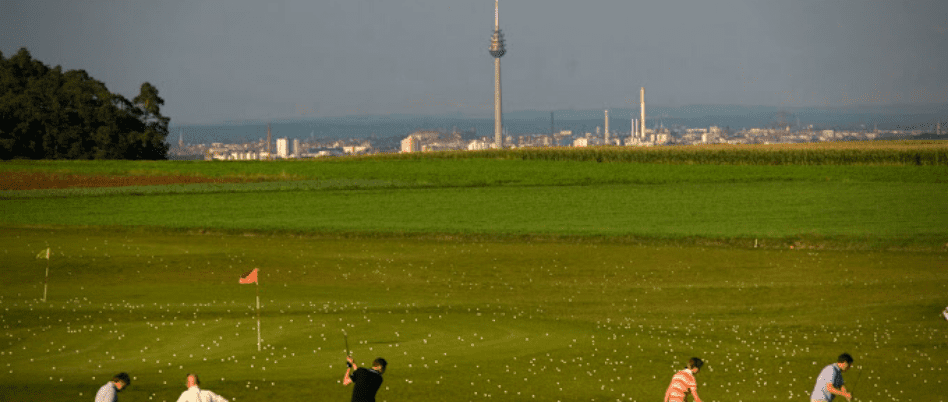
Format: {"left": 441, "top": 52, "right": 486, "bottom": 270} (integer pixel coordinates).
{"left": 1, "top": 181, "right": 945, "bottom": 247}
{"left": 2, "top": 151, "right": 948, "bottom": 187}
{"left": 2, "top": 162, "right": 946, "bottom": 249}
{"left": 1, "top": 227, "right": 945, "bottom": 402}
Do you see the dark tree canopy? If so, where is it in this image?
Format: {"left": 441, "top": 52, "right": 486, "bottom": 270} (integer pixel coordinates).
{"left": 0, "top": 48, "right": 170, "bottom": 160}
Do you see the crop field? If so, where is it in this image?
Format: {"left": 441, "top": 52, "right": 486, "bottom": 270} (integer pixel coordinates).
{"left": 1, "top": 142, "right": 947, "bottom": 401}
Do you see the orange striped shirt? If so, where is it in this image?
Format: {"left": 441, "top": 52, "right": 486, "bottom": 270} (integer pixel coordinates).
{"left": 665, "top": 369, "right": 701, "bottom": 402}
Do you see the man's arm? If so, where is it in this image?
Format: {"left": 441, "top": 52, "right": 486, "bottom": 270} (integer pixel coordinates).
{"left": 690, "top": 385, "right": 703, "bottom": 402}
{"left": 343, "top": 368, "right": 353, "bottom": 386}
{"left": 826, "top": 383, "right": 852, "bottom": 401}
{"left": 343, "top": 356, "right": 357, "bottom": 386}
{"left": 207, "top": 390, "right": 230, "bottom": 402}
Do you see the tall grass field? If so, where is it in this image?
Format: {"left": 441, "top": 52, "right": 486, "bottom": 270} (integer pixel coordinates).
{"left": 1, "top": 142, "right": 946, "bottom": 401}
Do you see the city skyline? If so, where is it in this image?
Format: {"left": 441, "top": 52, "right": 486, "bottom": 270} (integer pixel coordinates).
{"left": 3, "top": 0, "right": 947, "bottom": 125}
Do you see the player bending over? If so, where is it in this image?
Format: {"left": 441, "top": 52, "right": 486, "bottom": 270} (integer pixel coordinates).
{"left": 664, "top": 357, "right": 703, "bottom": 402}
{"left": 810, "top": 353, "right": 853, "bottom": 402}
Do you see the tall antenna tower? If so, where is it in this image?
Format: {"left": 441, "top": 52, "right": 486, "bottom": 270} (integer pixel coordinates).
{"left": 604, "top": 109, "right": 610, "bottom": 144}
{"left": 489, "top": 0, "right": 507, "bottom": 149}
{"left": 551, "top": 111, "right": 554, "bottom": 136}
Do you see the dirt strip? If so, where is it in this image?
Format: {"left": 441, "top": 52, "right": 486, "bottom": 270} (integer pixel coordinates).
{"left": 0, "top": 172, "right": 242, "bottom": 190}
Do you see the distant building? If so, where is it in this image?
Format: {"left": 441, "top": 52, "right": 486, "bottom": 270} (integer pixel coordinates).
{"left": 573, "top": 137, "right": 603, "bottom": 147}
{"left": 401, "top": 136, "right": 420, "bottom": 153}
{"left": 343, "top": 145, "right": 369, "bottom": 154}
{"left": 276, "top": 138, "right": 289, "bottom": 158}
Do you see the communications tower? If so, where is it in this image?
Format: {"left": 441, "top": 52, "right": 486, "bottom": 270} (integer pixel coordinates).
{"left": 489, "top": 0, "right": 507, "bottom": 149}
{"left": 604, "top": 109, "right": 610, "bottom": 144}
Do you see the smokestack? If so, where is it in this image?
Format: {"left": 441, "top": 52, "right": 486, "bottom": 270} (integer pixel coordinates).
{"left": 267, "top": 122, "right": 272, "bottom": 160}
{"left": 604, "top": 109, "right": 610, "bottom": 144}
{"left": 640, "top": 87, "right": 646, "bottom": 138}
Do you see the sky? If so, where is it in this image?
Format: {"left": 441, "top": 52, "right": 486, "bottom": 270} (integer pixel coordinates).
{"left": 2, "top": 0, "right": 948, "bottom": 125}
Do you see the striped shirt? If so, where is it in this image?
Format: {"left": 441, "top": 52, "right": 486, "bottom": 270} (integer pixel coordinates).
{"left": 665, "top": 369, "right": 701, "bottom": 402}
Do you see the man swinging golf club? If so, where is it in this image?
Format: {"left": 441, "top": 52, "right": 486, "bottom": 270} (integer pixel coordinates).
{"left": 343, "top": 356, "right": 387, "bottom": 402}
{"left": 342, "top": 331, "right": 387, "bottom": 402}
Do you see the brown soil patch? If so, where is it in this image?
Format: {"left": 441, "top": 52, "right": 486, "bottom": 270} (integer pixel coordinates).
{"left": 0, "top": 172, "right": 243, "bottom": 190}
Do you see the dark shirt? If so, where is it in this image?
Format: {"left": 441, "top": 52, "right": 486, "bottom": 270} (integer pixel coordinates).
{"left": 349, "top": 367, "right": 383, "bottom": 402}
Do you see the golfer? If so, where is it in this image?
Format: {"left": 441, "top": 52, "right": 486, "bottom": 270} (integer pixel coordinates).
{"left": 810, "top": 353, "right": 853, "bottom": 402}
{"left": 175, "top": 373, "right": 229, "bottom": 402}
{"left": 95, "top": 372, "right": 131, "bottom": 402}
{"left": 664, "top": 357, "right": 703, "bottom": 402}
{"left": 343, "top": 355, "right": 387, "bottom": 402}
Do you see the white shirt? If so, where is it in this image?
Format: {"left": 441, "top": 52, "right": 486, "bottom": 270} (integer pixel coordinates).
{"left": 176, "top": 386, "right": 229, "bottom": 402}
{"left": 94, "top": 382, "right": 118, "bottom": 402}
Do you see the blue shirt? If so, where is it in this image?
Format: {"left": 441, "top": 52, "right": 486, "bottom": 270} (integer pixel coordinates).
{"left": 810, "top": 364, "right": 844, "bottom": 401}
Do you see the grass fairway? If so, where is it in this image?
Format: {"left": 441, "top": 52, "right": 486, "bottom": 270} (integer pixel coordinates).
{"left": 1, "top": 227, "right": 946, "bottom": 402}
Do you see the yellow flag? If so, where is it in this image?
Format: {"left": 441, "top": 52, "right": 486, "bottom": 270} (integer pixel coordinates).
{"left": 36, "top": 247, "right": 50, "bottom": 260}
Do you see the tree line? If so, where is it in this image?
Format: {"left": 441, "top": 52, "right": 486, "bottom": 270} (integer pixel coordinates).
{"left": 0, "top": 48, "right": 170, "bottom": 159}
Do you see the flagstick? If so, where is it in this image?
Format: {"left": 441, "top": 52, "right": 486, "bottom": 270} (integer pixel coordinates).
{"left": 256, "top": 281, "right": 261, "bottom": 352}
{"left": 43, "top": 252, "right": 49, "bottom": 303}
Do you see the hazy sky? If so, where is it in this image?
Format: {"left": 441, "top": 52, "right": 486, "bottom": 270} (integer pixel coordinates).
{"left": 2, "top": 0, "right": 947, "bottom": 124}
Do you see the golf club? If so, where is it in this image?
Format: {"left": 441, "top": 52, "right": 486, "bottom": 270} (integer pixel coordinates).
{"left": 343, "top": 329, "right": 352, "bottom": 367}
{"left": 849, "top": 366, "right": 863, "bottom": 398}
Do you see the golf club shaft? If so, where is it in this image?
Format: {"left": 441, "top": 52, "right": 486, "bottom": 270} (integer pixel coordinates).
{"left": 849, "top": 368, "right": 863, "bottom": 396}
{"left": 343, "top": 330, "right": 352, "bottom": 367}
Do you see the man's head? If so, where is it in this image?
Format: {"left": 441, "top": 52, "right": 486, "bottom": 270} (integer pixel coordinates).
{"left": 688, "top": 357, "right": 704, "bottom": 374}
{"left": 372, "top": 358, "right": 388, "bottom": 375}
{"left": 112, "top": 372, "right": 131, "bottom": 391}
{"left": 186, "top": 373, "right": 200, "bottom": 388}
{"left": 837, "top": 353, "right": 854, "bottom": 371}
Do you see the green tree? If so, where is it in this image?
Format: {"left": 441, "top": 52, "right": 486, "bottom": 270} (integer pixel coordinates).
{"left": 0, "top": 47, "right": 170, "bottom": 160}
{"left": 131, "top": 82, "right": 170, "bottom": 159}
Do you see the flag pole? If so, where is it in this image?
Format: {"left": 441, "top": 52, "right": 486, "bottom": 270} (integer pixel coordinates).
{"left": 239, "top": 268, "right": 261, "bottom": 352}
{"left": 256, "top": 280, "right": 261, "bottom": 352}
{"left": 43, "top": 248, "right": 49, "bottom": 303}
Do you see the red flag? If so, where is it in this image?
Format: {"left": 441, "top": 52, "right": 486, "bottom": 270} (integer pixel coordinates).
{"left": 239, "top": 268, "right": 258, "bottom": 284}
